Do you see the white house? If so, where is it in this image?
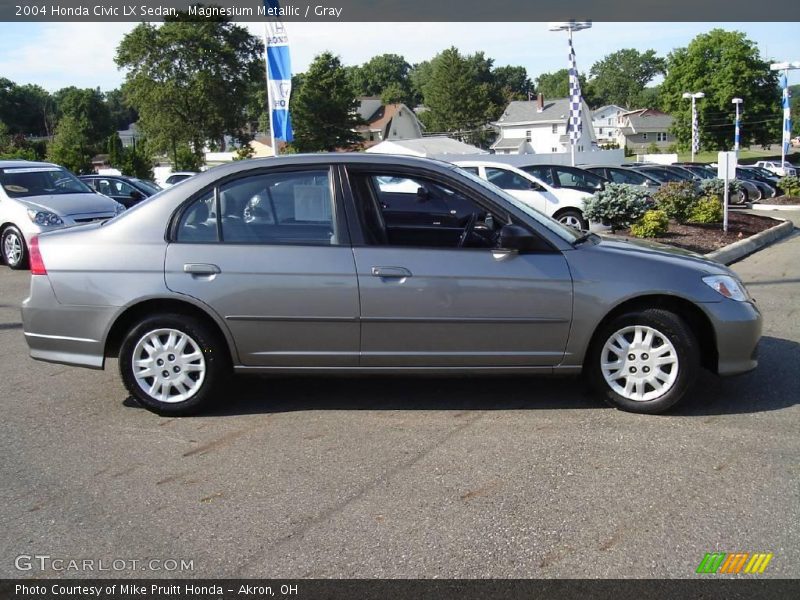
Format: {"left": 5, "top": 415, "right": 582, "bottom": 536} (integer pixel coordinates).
{"left": 491, "top": 94, "right": 597, "bottom": 155}
{"left": 591, "top": 105, "right": 627, "bottom": 146}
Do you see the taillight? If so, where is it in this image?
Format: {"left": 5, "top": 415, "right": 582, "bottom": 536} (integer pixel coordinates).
{"left": 29, "top": 235, "right": 47, "bottom": 275}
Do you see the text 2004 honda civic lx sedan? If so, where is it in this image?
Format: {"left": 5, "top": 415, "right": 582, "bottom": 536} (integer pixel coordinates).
{"left": 21, "top": 154, "right": 761, "bottom": 416}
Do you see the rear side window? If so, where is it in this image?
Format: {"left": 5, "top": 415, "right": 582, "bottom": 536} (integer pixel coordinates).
{"left": 176, "top": 191, "right": 218, "bottom": 243}
{"left": 174, "top": 169, "right": 338, "bottom": 246}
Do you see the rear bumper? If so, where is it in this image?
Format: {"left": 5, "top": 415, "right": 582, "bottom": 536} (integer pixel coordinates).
{"left": 705, "top": 299, "right": 762, "bottom": 376}
{"left": 22, "top": 275, "right": 114, "bottom": 369}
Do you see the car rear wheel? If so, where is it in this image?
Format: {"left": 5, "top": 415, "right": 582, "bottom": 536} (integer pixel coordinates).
{"left": 2, "top": 226, "right": 28, "bottom": 270}
{"left": 119, "top": 314, "right": 229, "bottom": 416}
{"left": 555, "top": 209, "right": 589, "bottom": 231}
{"left": 588, "top": 309, "right": 700, "bottom": 414}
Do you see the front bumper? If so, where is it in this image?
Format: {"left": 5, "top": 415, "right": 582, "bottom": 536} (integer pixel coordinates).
{"left": 704, "top": 298, "right": 762, "bottom": 376}
{"left": 22, "top": 275, "right": 114, "bottom": 369}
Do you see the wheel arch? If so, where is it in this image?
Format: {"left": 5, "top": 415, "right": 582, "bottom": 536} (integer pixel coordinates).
{"left": 584, "top": 294, "right": 718, "bottom": 373}
{"left": 104, "top": 297, "right": 238, "bottom": 364}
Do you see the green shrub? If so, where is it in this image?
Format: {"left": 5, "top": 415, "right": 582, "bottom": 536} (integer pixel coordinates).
{"left": 653, "top": 181, "right": 699, "bottom": 223}
{"left": 583, "top": 183, "right": 652, "bottom": 232}
{"left": 778, "top": 175, "right": 800, "bottom": 197}
{"left": 688, "top": 196, "right": 723, "bottom": 224}
{"left": 699, "top": 177, "right": 742, "bottom": 201}
{"left": 630, "top": 209, "right": 669, "bottom": 238}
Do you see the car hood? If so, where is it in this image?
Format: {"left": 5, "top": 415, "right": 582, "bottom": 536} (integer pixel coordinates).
{"left": 16, "top": 193, "right": 118, "bottom": 217}
{"left": 590, "top": 234, "right": 730, "bottom": 275}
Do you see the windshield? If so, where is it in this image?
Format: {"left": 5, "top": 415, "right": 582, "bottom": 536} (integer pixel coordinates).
{"left": 130, "top": 178, "right": 161, "bottom": 194}
{"left": 452, "top": 166, "right": 580, "bottom": 243}
{"left": 0, "top": 166, "right": 92, "bottom": 198}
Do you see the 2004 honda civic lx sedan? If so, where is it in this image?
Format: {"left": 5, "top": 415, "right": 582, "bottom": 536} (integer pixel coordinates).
{"left": 21, "top": 154, "right": 761, "bottom": 416}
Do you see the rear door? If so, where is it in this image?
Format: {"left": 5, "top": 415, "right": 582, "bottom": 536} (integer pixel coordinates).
{"left": 164, "top": 165, "right": 360, "bottom": 367}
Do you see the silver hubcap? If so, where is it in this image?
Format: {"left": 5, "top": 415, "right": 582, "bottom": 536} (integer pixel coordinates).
{"left": 3, "top": 232, "right": 22, "bottom": 265}
{"left": 600, "top": 325, "right": 679, "bottom": 402}
{"left": 132, "top": 328, "right": 206, "bottom": 403}
{"left": 559, "top": 214, "right": 583, "bottom": 229}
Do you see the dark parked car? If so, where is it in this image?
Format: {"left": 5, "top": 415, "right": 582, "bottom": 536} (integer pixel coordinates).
{"left": 735, "top": 168, "right": 777, "bottom": 199}
{"left": 23, "top": 154, "right": 761, "bottom": 417}
{"left": 80, "top": 175, "right": 161, "bottom": 208}
{"left": 519, "top": 164, "right": 607, "bottom": 194}
{"left": 585, "top": 166, "right": 661, "bottom": 192}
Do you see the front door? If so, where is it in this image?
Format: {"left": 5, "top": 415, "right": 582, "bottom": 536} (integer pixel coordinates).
{"left": 345, "top": 168, "right": 573, "bottom": 368}
{"left": 164, "top": 166, "right": 360, "bottom": 367}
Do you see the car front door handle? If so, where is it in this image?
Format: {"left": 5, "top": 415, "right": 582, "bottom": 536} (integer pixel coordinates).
{"left": 371, "top": 266, "right": 412, "bottom": 278}
{"left": 184, "top": 263, "right": 221, "bottom": 275}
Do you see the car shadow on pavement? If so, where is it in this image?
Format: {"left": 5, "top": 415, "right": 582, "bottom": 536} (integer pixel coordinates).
{"left": 122, "top": 337, "right": 797, "bottom": 417}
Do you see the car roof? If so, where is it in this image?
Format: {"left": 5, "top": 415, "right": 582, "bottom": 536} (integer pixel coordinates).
{"left": 0, "top": 160, "right": 61, "bottom": 169}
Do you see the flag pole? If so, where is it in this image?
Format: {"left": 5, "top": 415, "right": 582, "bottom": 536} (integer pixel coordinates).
{"left": 263, "top": 23, "right": 278, "bottom": 157}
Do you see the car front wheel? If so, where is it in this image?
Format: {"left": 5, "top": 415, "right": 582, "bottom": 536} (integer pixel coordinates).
{"left": 2, "top": 226, "right": 28, "bottom": 269}
{"left": 588, "top": 309, "right": 700, "bottom": 414}
{"left": 119, "top": 314, "right": 229, "bottom": 416}
{"left": 555, "top": 209, "right": 589, "bottom": 231}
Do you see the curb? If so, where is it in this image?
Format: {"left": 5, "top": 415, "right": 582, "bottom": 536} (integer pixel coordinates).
{"left": 749, "top": 204, "right": 800, "bottom": 211}
{"left": 706, "top": 217, "right": 795, "bottom": 265}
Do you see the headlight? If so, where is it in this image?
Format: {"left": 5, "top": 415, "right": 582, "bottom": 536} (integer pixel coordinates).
{"left": 27, "top": 209, "right": 64, "bottom": 227}
{"left": 702, "top": 275, "right": 750, "bottom": 302}
{"left": 114, "top": 202, "right": 126, "bottom": 215}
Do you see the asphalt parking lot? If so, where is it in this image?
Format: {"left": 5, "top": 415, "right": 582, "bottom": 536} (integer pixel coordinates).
{"left": 1, "top": 222, "right": 798, "bottom": 579}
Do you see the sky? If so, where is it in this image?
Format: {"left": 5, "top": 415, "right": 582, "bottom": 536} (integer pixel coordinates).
{"left": 0, "top": 21, "right": 798, "bottom": 92}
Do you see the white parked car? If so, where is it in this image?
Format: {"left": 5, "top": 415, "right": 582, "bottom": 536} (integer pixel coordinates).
{"left": 454, "top": 161, "right": 597, "bottom": 230}
{"left": 161, "top": 171, "right": 198, "bottom": 188}
{"left": 0, "top": 161, "right": 126, "bottom": 269}
{"left": 754, "top": 160, "right": 797, "bottom": 177}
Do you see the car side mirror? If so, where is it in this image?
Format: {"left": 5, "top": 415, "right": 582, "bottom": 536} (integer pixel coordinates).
{"left": 498, "top": 224, "right": 541, "bottom": 252}
{"left": 416, "top": 187, "right": 429, "bottom": 202}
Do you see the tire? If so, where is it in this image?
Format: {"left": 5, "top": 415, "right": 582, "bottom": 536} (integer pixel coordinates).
{"left": 2, "top": 226, "right": 28, "bottom": 270}
{"left": 587, "top": 309, "right": 700, "bottom": 414}
{"left": 119, "top": 313, "right": 230, "bottom": 416}
{"left": 555, "top": 209, "right": 589, "bottom": 231}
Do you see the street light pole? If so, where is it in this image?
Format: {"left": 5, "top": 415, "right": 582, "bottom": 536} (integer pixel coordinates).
{"left": 732, "top": 98, "right": 743, "bottom": 161}
{"left": 549, "top": 21, "right": 592, "bottom": 166}
{"left": 682, "top": 92, "right": 705, "bottom": 162}
{"left": 770, "top": 61, "right": 800, "bottom": 174}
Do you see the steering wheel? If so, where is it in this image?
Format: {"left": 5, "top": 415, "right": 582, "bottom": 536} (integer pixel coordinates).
{"left": 457, "top": 212, "right": 478, "bottom": 248}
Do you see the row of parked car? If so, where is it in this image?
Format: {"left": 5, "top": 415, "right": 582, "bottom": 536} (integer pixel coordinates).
{"left": 0, "top": 163, "right": 200, "bottom": 269}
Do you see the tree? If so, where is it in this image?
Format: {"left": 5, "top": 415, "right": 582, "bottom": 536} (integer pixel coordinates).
{"left": 408, "top": 61, "right": 433, "bottom": 106}
{"left": 660, "top": 29, "right": 780, "bottom": 151}
{"left": 589, "top": 49, "right": 665, "bottom": 109}
{"left": 290, "top": 52, "right": 364, "bottom": 152}
{"left": 492, "top": 65, "right": 533, "bottom": 104}
{"left": 104, "top": 88, "right": 138, "bottom": 131}
{"left": 418, "top": 47, "right": 491, "bottom": 144}
{"left": 349, "top": 54, "right": 414, "bottom": 106}
{"left": 53, "top": 87, "right": 113, "bottom": 148}
{"left": 46, "top": 115, "right": 93, "bottom": 173}
{"left": 0, "top": 79, "right": 55, "bottom": 137}
{"left": 115, "top": 10, "right": 264, "bottom": 166}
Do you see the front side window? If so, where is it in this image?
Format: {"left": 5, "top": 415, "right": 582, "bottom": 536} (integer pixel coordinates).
{"left": 609, "top": 169, "right": 644, "bottom": 185}
{"left": 554, "top": 168, "right": 602, "bottom": 189}
{"left": 521, "top": 166, "right": 553, "bottom": 185}
{"left": 486, "top": 167, "right": 532, "bottom": 191}
{"left": 0, "top": 166, "right": 92, "bottom": 198}
{"left": 350, "top": 171, "right": 505, "bottom": 249}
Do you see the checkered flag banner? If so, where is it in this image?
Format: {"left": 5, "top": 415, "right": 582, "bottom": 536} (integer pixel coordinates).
{"left": 692, "top": 104, "right": 700, "bottom": 154}
{"left": 781, "top": 72, "right": 792, "bottom": 155}
{"left": 567, "top": 37, "right": 582, "bottom": 145}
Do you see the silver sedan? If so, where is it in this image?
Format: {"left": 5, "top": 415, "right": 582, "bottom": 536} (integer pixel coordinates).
{"left": 22, "top": 154, "right": 761, "bottom": 415}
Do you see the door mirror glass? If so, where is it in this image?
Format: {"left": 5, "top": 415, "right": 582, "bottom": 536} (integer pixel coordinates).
{"left": 498, "top": 224, "right": 540, "bottom": 251}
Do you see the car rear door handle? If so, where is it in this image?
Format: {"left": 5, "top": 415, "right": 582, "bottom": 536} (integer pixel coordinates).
{"left": 184, "top": 263, "right": 221, "bottom": 275}
{"left": 371, "top": 266, "right": 412, "bottom": 278}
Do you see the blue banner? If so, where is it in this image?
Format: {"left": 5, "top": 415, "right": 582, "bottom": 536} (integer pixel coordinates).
{"left": 264, "top": 2, "right": 293, "bottom": 143}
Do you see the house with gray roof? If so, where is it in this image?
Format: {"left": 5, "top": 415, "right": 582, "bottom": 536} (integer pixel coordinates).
{"left": 491, "top": 94, "right": 596, "bottom": 155}
{"left": 615, "top": 109, "right": 674, "bottom": 152}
